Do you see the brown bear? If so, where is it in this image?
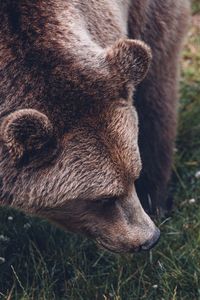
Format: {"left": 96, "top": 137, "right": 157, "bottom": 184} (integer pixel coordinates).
{"left": 0, "top": 0, "right": 190, "bottom": 253}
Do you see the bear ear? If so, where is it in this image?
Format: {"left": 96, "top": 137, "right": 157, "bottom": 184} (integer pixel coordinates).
{"left": 1, "top": 109, "right": 54, "bottom": 162}
{"left": 106, "top": 39, "right": 152, "bottom": 85}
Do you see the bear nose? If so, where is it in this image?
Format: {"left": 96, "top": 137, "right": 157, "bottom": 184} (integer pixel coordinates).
{"left": 141, "top": 227, "right": 160, "bottom": 251}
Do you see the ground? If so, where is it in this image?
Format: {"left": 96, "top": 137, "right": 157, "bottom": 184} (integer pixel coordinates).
{"left": 0, "top": 2, "right": 200, "bottom": 299}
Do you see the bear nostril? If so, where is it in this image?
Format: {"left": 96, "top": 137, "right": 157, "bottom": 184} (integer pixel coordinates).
{"left": 141, "top": 227, "right": 160, "bottom": 251}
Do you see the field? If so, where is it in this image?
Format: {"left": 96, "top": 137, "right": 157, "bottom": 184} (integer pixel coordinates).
{"left": 0, "top": 2, "right": 200, "bottom": 300}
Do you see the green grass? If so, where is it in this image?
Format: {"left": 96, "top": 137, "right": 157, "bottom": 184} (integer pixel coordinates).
{"left": 0, "top": 3, "right": 200, "bottom": 300}
{"left": 193, "top": 1, "right": 200, "bottom": 14}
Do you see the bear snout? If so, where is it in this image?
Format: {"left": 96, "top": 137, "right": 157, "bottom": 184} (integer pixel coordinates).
{"left": 136, "top": 227, "right": 160, "bottom": 252}
{"left": 127, "top": 227, "right": 160, "bottom": 253}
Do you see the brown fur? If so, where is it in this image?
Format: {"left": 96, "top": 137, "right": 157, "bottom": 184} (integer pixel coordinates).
{"left": 0, "top": 0, "right": 190, "bottom": 252}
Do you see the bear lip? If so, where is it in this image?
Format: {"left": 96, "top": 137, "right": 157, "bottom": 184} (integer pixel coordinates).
{"left": 96, "top": 238, "right": 142, "bottom": 254}
{"left": 96, "top": 239, "right": 124, "bottom": 253}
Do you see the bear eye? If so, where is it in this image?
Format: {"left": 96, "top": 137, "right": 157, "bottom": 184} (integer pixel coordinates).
{"left": 98, "top": 196, "right": 117, "bottom": 207}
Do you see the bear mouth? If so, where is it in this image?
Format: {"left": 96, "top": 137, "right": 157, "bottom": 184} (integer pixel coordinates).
{"left": 96, "top": 238, "right": 141, "bottom": 254}
{"left": 96, "top": 239, "right": 123, "bottom": 253}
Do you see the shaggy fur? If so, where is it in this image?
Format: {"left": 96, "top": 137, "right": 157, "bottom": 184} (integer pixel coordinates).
{"left": 0, "top": 0, "right": 190, "bottom": 252}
